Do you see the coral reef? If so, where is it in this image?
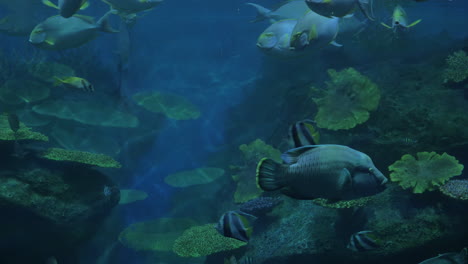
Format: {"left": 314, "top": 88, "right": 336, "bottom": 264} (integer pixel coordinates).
{"left": 119, "top": 218, "right": 198, "bottom": 252}
{"left": 232, "top": 139, "right": 281, "bottom": 203}
{"left": 40, "top": 148, "right": 122, "bottom": 168}
{"left": 172, "top": 223, "right": 246, "bottom": 257}
{"left": 443, "top": 50, "right": 468, "bottom": 83}
{"left": 388, "top": 152, "right": 464, "bottom": 193}
{"left": 0, "top": 113, "right": 48, "bottom": 141}
{"left": 164, "top": 167, "right": 225, "bottom": 187}
{"left": 311, "top": 68, "right": 380, "bottom": 130}
{"left": 439, "top": 179, "right": 468, "bottom": 201}
{"left": 119, "top": 189, "right": 148, "bottom": 205}
{"left": 239, "top": 196, "right": 283, "bottom": 216}
{"left": 133, "top": 91, "right": 201, "bottom": 120}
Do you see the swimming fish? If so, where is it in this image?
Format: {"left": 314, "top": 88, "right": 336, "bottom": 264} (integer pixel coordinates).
{"left": 53, "top": 76, "right": 94, "bottom": 92}
{"left": 256, "top": 19, "right": 300, "bottom": 58}
{"left": 215, "top": 211, "right": 256, "bottom": 242}
{"left": 289, "top": 11, "right": 341, "bottom": 51}
{"left": 305, "top": 0, "right": 375, "bottom": 21}
{"left": 42, "top": 0, "right": 89, "bottom": 18}
{"left": 418, "top": 248, "right": 467, "bottom": 264}
{"left": 288, "top": 119, "right": 320, "bottom": 148}
{"left": 246, "top": 1, "right": 309, "bottom": 23}
{"left": 102, "top": 0, "right": 163, "bottom": 20}
{"left": 29, "top": 11, "right": 117, "bottom": 50}
{"left": 256, "top": 145, "right": 387, "bottom": 200}
{"left": 381, "top": 5, "right": 421, "bottom": 31}
{"left": 347, "top": 231, "right": 381, "bottom": 252}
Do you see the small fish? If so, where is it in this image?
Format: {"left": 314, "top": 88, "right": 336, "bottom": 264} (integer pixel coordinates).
{"left": 418, "top": 248, "right": 467, "bottom": 264}
{"left": 347, "top": 231, "right": 381, "bottom": 252}
{"left": 29, "top": 11, "right": 118, "bottom": 50}
{"left": 288, "top": 119, "right": 320, "bottom": 148}
{"left": 42, "top": 0, "right": 89, "bottom": 18}
{"left": 381, "top": 5, "right": 421, "bottom": 31}
{"left": 7, "top": 112, "right": 20, "bottom": 133}
{"left": 53, "top": 76, "right": 94, "bottom": 92}
{"left": 215, "top": 211, "right": 256, "bottom": 242}
{"left": 305, "top": 0, "right": 375, "bottom": 21}
{"left": 256, "top": 145, "right": 388, "bottom": 200}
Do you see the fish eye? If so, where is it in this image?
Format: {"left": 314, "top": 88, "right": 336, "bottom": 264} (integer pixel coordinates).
{"left": 395, "top": 21, "right": 400, "bottom": 25}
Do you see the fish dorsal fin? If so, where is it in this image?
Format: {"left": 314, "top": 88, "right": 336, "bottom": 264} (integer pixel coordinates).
{"left": 80, "top": 0, "right": 90, "bottom": 10}
{"left": 42, "top": 0, "right": 59, "bottom": 9}
{"left": 74, "top": 14, "right": 95, "bottom": 24}
{"left": 407, "top": 19, "right": 421, "bottom": 28}
{"left": 281, "top": 145, "right": 318, "bottom": 164}
{"left": 330, "top": 40, "right": 342, "bottom": 47}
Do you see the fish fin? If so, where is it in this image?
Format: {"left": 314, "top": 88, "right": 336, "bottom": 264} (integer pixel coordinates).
{"left": 42, "top": 0, "right": 59, "bottom": 9}
{"left": 380, "top": 22, "right": 392, "bottom": 29}
{"left": 281, "top": 145, "right": 318, "bottom": 164}
{"left": 45, "top": 38, "right": 56, "bottom": 46}
{"left": 343, "top": 13, "right": 354, "bottom": 18}
{"left": 97, "top": 10, "right": 119, "bottom": 33}
{"left": 245, "top": 3, "right": 272, "bottom": 23}
{"left": 52, "top": 76, "right": 64, "bottom": 86}
{"left": 74, "top": 14, "right": 95, "bottom": 23}
{"left": 338, "top": 168, "right": 352, "bottom": 190}
{"left": 80, "top": 0, "right": 90, "bottom": 10}
{"left": 256, "top": 158, "right": 287, "bottom": 191}
{"left": 407, "top": 19, "right": 421, "bottom": 27}
{"left": 330, "top": 41, "right": 342, "bottom": 47}
{"left": 357, "top": 0, "right": 375, "bottom": 21}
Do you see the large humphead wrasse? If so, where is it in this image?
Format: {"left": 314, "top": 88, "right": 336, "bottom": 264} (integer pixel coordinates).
{"left": 256, "top": 145, "right": 387, "bottom": 200}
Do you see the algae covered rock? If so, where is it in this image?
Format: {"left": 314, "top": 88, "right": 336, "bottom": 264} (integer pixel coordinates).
{"left": 133, "top": 91, "right": 201, "bottom": 120}
{"left": 0, "top": 79, "right": 50, "bottom": 105}
{"left": 119, "top": 218, "right": 198, "bottom": 252}
{"left": 388, "top": 152, "right": 464, "bottom": 194}
{"left": 164, "top": 167, "right": 225, "bottom": 187}
{"left": 172, "top": 223, "right": 246, "bottom": 257}
{"left": 40, "top": 148, "right": 122, "bottom": 168}
{"left": 32, "top": 99, "right": 139, "bottom": 128}
{"left": 312, "top": 68, "right": 380, "bottom": 130}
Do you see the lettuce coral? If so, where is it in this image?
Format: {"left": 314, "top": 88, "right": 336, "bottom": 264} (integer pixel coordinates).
{"left": 388, "top": 152, "right": 464, "bottom": 194}
{"left": 443, "top": 50, "right": 468, "bottom": 83}
{"left": 172, "top": 223, "right": 246, "bottom": 257}
{"left": 0, "top": 113, "right": 48, "bottom": 141}
{"left": 40, "top": 148, "right": 122, "bottom": 168}
{"left": 312, "top": 68, "right": 380, "bottom": 130}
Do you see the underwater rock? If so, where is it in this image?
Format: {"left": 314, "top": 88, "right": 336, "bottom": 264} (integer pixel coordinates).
{"left": 312, "top": 68, "right": 380, "bottom": 131}
{"left": 389, "top": 152, "right": 464, "bottom": 194}
{"left": 132, "top": 91, "right": 201, "bottom": 120}
{"left": 0, "top": 79, "right": 50, "bottom": 105}
{"left": 0, "top": 164, "right": 119, "bottom": 261}
{"left": 239, "top": 196, "right": 283, "bottom": 216}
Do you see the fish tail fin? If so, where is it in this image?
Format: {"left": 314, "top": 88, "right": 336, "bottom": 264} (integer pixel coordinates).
{"left": 97, "top": 10, "right": 119, "bottom": 33}
{"left": 256, "top": 158, "right": 287, "bottom": 191}
{"left": 80, "top": 0, "right": 90, "bottom": 10}
{"left": 357, "top": 0, "right": 375, "bottom": 21}
{"left": 407, "top": 19, "right": 421, "bottom": 28}
{"left": 52, "top": 76, "right": 64, "bottom": 86}
{"left": 380, "top": 22, "right": 392, "bottom": 29}
{"left": 245, "top": 3, "right": 271, "bottom": 23}
{"left": 42, "top": 0, "right": 59, "bottom": 9}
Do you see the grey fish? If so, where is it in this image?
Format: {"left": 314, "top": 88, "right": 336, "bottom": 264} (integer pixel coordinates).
{"left": 215, "top": 211, "right": 256, "bottom": 242}
{"left": 347, "top": 231, "right": 381, "bottom": 252}
{"left": 256, "top": 19, "right": 300, "bottom": 59}
{"left": 305, "top": 0, "right": 375, "bottom": 21}
{"left": 288, "top": 119, "right": 320, "bottom": 148}
{"left": 256, "top": 145, "right": 387, "bottom": 200}
{"left": 419, "top": 248, "right": 467, "bottom": 264}
{"left": 29, "top": 11, "right": 117, "bottom": 50}
{"left": 42, "top": 0, "right": 89, "bottom": 18}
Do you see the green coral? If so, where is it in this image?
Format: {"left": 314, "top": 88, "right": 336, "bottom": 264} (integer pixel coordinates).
{"left": 388, "top": 152, "right": 463, "bottom": 194}
{"left": 40, "top": 148, "right": 122, "bottom": 168}
{"left": 233, "top": 139, "right": 281, "bottom": 203}
{"left": 443, "top": 50, "right": 468, "bottom": 83}
{"left": 312, "top": 68, "right": 380, "bottom": 130}
{"left": 0, "top": 113, "right": 48, "bottom": 141}
{"left": 133, "top": 91, "right": 201, "bottom": 120}
{"left": 172, "top": 223, "right": 246, "bottom": 257}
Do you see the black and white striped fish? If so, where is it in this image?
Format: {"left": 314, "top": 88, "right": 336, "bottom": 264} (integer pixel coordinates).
{"left": 347, "top": 231, "right": 381, "bottom": 252}
{"left": 215, "top": 211, "right": 256, "bottom": 242}
{"left": 288, "top": 119, "right": 320, "bottom": 148}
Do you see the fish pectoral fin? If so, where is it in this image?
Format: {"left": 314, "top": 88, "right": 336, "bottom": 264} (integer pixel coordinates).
{"left": 80, "top": 1, "right": 90, "bottom": 10}
{"left": 357, "top": 0, "right": 375, "bottom": 21}
{"left": 281, "top": 145, "right": 319, "bottom": 164}
{"left": 380, "top": 22, "right": 392, "bottom": 29}
{"left": 45, "top": 38, "right": 56, "bottom": 46}
{"left": 42, "top": 0, "right": 59, "bottom": 9}
{"left": 338, "top": 168, "right": 352, "bottom": 190}
{"left": 330, "top": 41, "right": 342, "bottom": 47}
{"left": 407, "top": 19, "right": 421, "bottom": 27}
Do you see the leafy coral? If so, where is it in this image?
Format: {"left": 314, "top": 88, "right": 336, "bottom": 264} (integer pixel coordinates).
{"left": 40, "top": 148, "right": 122, "bottom": 168}
{"left": 133, "top": 91, "right": 201, "bottom": 120}
{"left": 443, "top": 50, "right": 468, "bottom": 83}
{"left": 119, "top": 218, "right": 198, "bottom": 252}
{"left": 172, "top": 223, "right": 246, "bottom": 257}
{"left": 312, "top": 68, "right": 380, "bottom": 130}
{"left": 388, "top": 152, "right": 463, "bottom": 193}
{"left": 119, "top": 189, "right": 148, "bottom": 205}
{"left": 0, "top": 113, "right": 48, "bottom": 141}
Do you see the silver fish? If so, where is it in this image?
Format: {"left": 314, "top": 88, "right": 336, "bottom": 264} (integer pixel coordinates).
{"left": 418, "top": 248, "right": 467, "bottom": 264}
{"left": 256, "top": 145, "right": 387, "bottom": 200}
